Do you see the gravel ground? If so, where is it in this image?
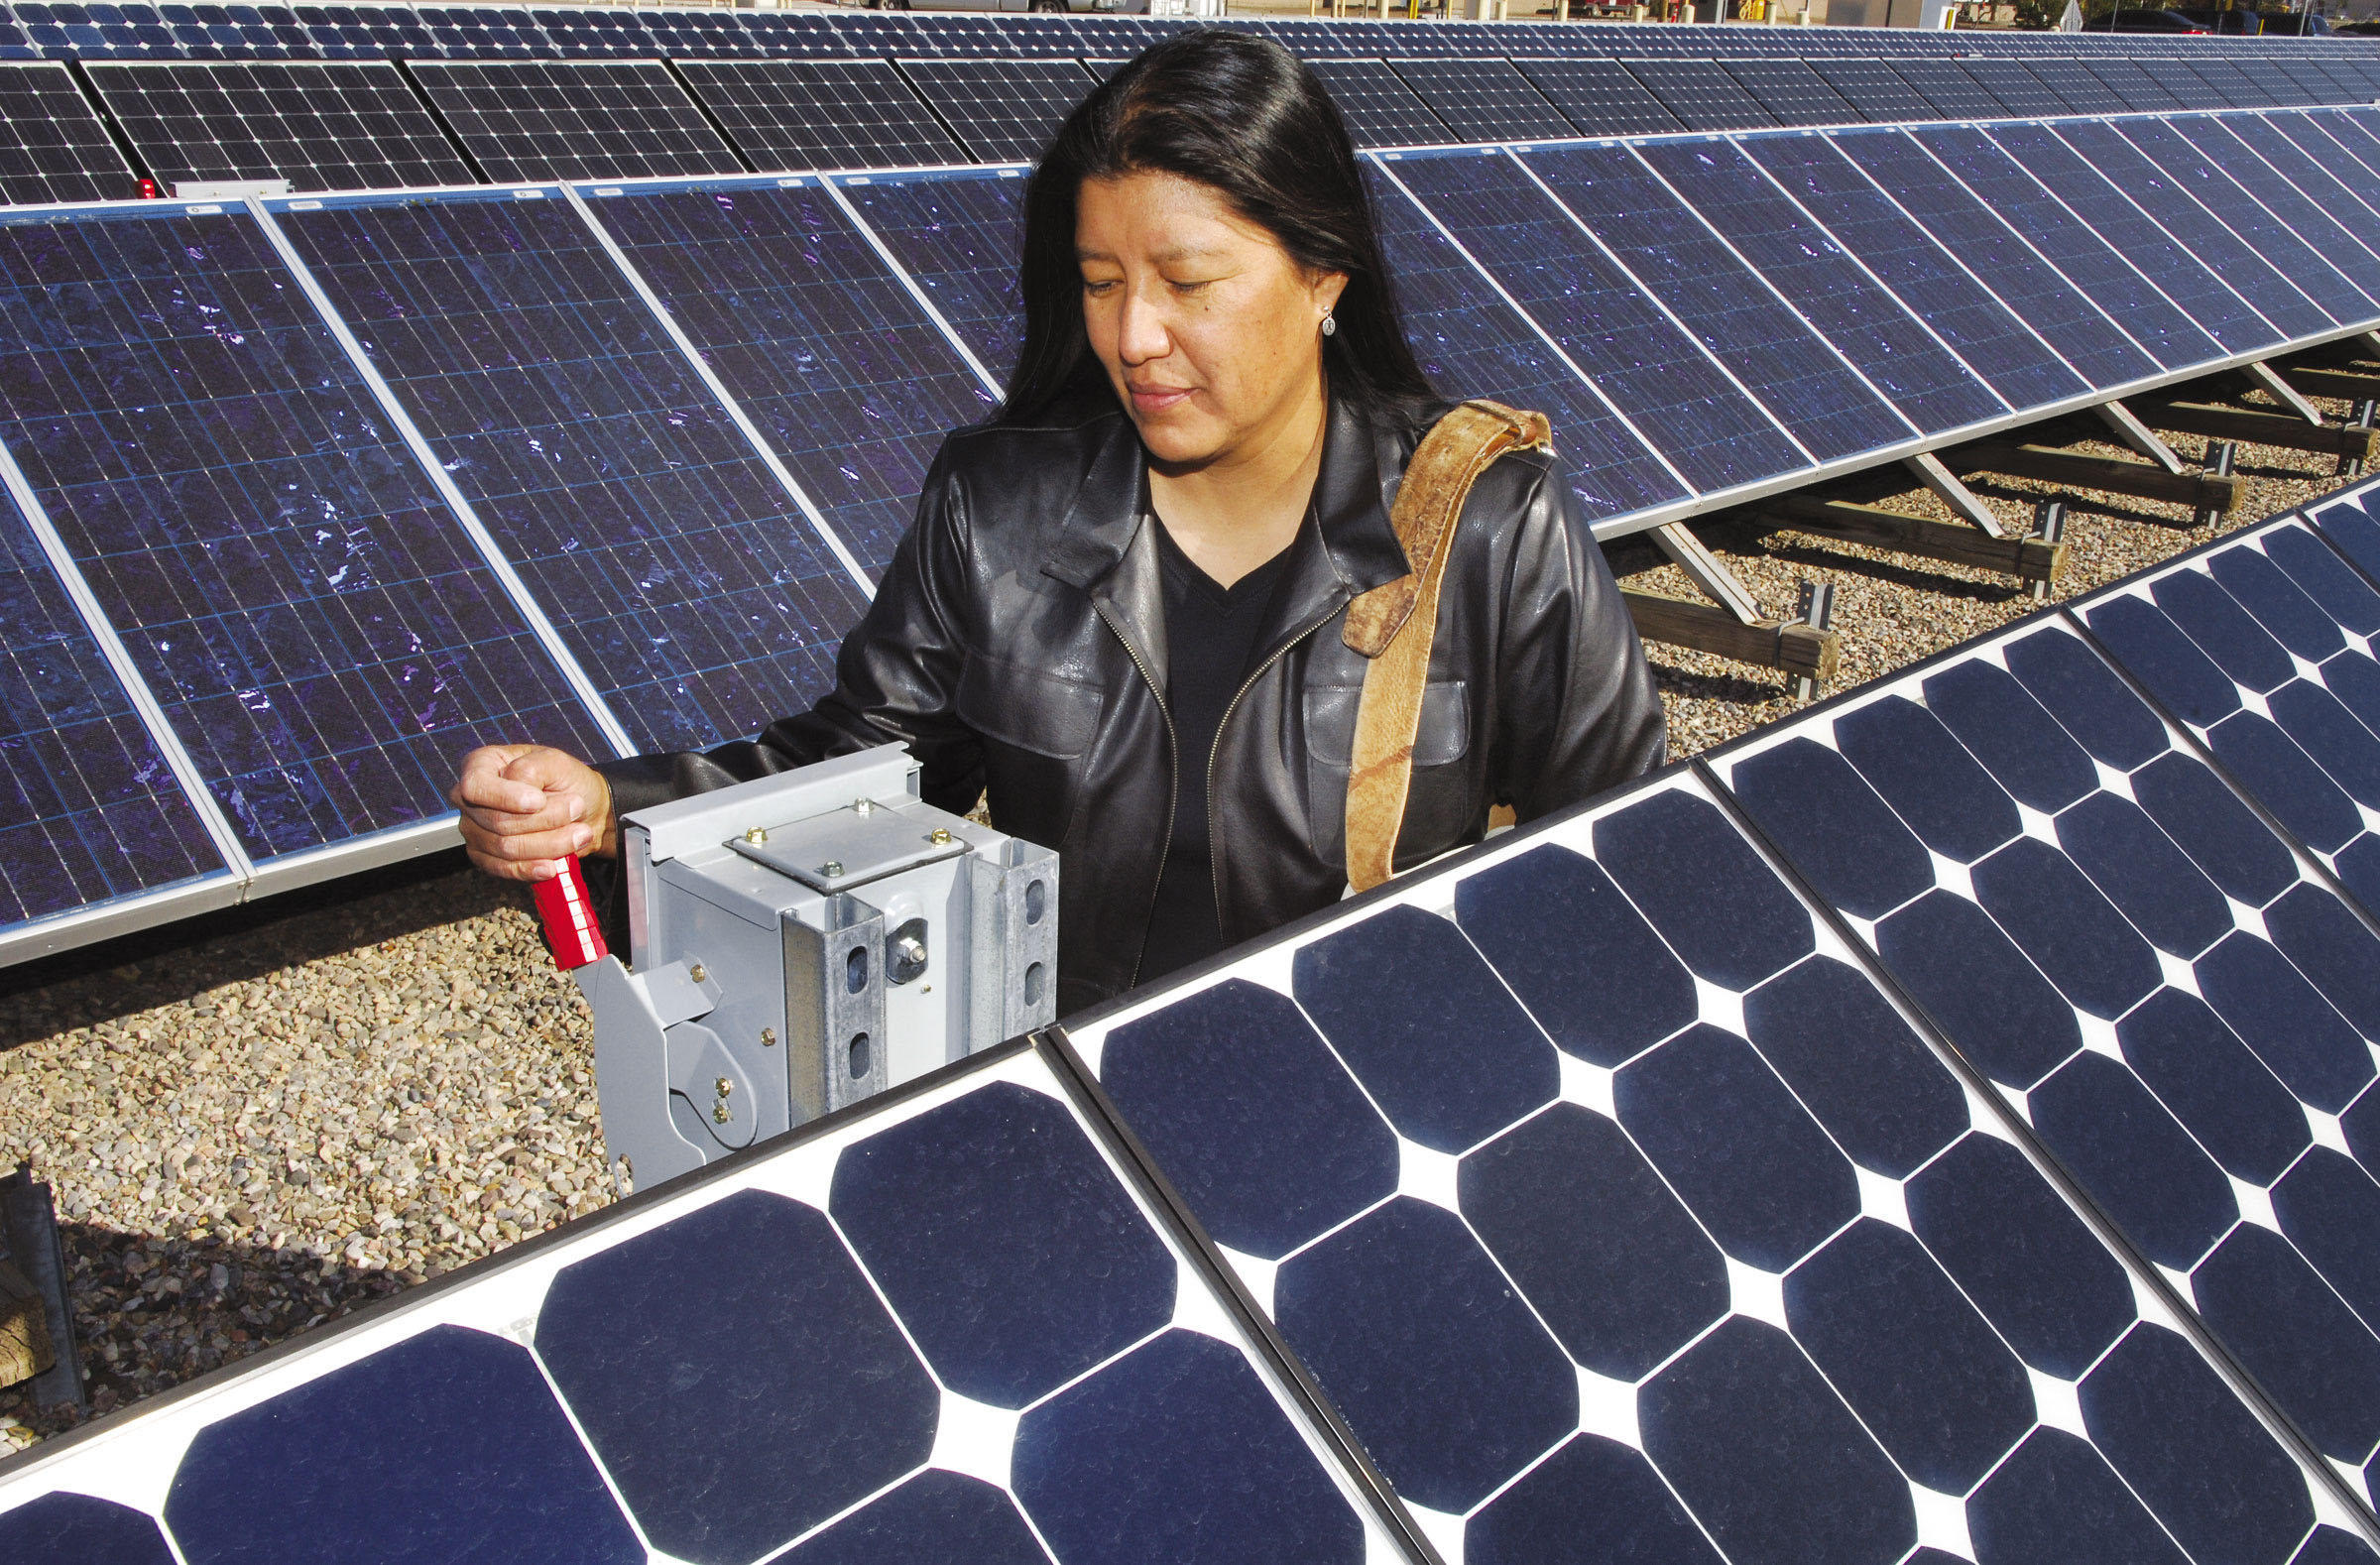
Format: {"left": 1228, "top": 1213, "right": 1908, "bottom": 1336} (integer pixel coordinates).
{"left": 2, "top": 366, "right": 2373, "bottom": 1454}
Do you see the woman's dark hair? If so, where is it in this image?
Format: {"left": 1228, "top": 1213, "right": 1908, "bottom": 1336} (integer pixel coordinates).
{"left": 1002, "top": 29, "right": 1436, "bottom": 425}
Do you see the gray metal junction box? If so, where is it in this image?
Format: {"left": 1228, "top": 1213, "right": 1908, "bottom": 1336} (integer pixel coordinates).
{"left": 573, "top": 746, "right": 1058, "bottom": 1193}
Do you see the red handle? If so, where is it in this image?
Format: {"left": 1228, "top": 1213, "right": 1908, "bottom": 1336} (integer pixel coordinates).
{"left": 532, "top": 856, "right": 609, "bottom": 971}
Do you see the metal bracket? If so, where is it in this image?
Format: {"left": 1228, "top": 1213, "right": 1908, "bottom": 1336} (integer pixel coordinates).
{"left": 1650, "top": 521, "right": 1763, "bottom": 626}
{"left": 1790, "top": 579, "right": 1837, "bottom": 705}
{"left": 2241, "top": 360, "right": 2325, "bottom": 426}
{"left": 1902, "top": 452, "right": 2009, "bottom": 540}
{"left": 2092, "top": 400, "right": 2186, "bottom": 474}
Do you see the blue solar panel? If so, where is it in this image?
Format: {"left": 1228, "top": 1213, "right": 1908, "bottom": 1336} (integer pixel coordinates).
{"left": 1827, "top": 128, "right": 2157, "bottom": 394}
{"left": 1888, "top": 60, "right": 2005, "bottom": 121}
{"left": 835, "top": 167, "right": 1029, "bottom": 386}
{"left": 1745, "top": 132, "right": 2087, "bottom": 415}
{"left": 1361, "top": 163, "right": 1686, "bottom": 525}
{"left": 1521, "top": 142, "right": 1911, "bottom": 465}
{"left": 1716, "top": 605, "right": 2380, "bottom": 1515}
{"left": 0, "top": 203, "right": 612, "bottom": 865}
{"left": 1385, "top": 148, "right": 1811, "bottom": 498}
{"left": 2195, "top": 112, "right": 2380, "bottom": 282}
{"left": 581, "top": 178, "right": 998, "bottom": 578}
{"left": 276, "top": 188, "right": 871, "bottom": 756}
{"left": 1071, "top": 765, "right": 2369, "bottom": 1565}
{"left": 1807, "top": 59, "right": 1941, "bottom": 125}
{"left": 2315, "top": 483, "right": 2380, "bottom": 593}
{"left": 894, "top": 57, "right": 1094, "bottom": 167}
{"left": 1720, "top": 59, "right": 1857, "bottom": 128}
{"left": 1385, "top": 57, "right": 1571, "bottom": 143}
{"left": 1983, "top": 120, "right": 2283, "bottom": 359}
{"left": 1634, "top": 138, "right": 2004, "bottom": 437}
{"left": 1510, "top": 58, "right": 1683, "bottom": 138}
{"left": 1305, "top": 58, "right": 1452, "bottom": 151}
{"left": 2081, "top": 517, "right": 2380, "bottom": 931}
{"left": 1622, "top": 58, "right": 1777, "bottom": 132}
{"left": 0, "top": 1042, "right": 1419, "bottom": 1565}
{"left": 2079, "top": 58, "right": 2187, "bottom": 112}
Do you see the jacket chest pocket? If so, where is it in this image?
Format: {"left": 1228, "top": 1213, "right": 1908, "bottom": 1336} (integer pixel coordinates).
{"left": 958, "top": 654, "right": 1106, "bottom": 839}
{"left": 1301, "top": 678, "right": 1471, "bottom": 864}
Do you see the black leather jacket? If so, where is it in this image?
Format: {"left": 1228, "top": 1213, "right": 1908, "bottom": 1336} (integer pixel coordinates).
{"left": 599, "top": 389, "right": 1665, "bottom": 1015}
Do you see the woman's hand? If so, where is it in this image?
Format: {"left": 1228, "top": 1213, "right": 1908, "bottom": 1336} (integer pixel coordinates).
{"left": 449, "top": 746, "right": 616, "bottom": 881}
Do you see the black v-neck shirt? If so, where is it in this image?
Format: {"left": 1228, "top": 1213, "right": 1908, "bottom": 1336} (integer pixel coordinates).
{"left": 1137, "top": 515, "right": 1295, "bottom": 985}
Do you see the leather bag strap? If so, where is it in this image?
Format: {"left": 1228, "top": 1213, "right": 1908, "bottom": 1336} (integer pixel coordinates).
{"left": 1342, "top": 399, "right": 1552, "bottom": 893}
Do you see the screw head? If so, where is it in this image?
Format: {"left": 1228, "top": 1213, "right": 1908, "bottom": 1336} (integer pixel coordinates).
{"left": 821, "top": 860, "right": 845, "bottom": 878}
{"left": 745, "top": 825, "right": 767, "bottom": 844}
{"left": 761, "top": 1027, "right": 776, "bottom": 1047}
{"left": 853, "top": 797, "right": 875, "bottom": 816}
{"left": 712, "top": 1103, "right": 731, "bottom": 1124}
{"left": 715, "top": 1076, "right": 733, "bottom": 1096}
{"left": 689, "top": 963, "right": 708, "bottom": 984}
{"left": 929, "top": 827, "right": 954, "bottom": 846}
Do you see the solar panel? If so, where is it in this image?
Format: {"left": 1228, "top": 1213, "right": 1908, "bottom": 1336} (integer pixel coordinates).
{"left": 836, "top": 166, "right": 1026, "bottom": 385}
{"left": 0, "top": 1040, "right": 1425, "bottom": 1563}
{"left": 1510, "top": 57, "right": 1682, "bottom": 137}
{"left": 1385, "top": 148, "right": 1810, "bottom": 498}
{"left": 1807, "top": 57, "right": 1942, "bottom": 124}
{"left": 0, "top": 202, "right": 614, "bottom": 872}
{"left": 410, "top": 60, "right": 744, "bottom": 185}
{"left": 1960, "top": 58, "right": 2072, "bottom": 118}
{"left": 1828, "top": 128, "right": 2158, "bottom": 394}
{"left": 2082, "top": 517, "right": 2380, "bottom": 935}
{"left": 0, "top": 494, "right": 230, "bottom": 944}
{"left": 1720, "top": 58, "right": 1858, "bottom": 128}
{"left": 2144, "top": 59, "right": 2237, "bottom": 112}
{"left": 2218, "top": 111, "right": 2380, "bottom": 272}
{"left": 86, "top": 60, "right": 477, "bottom": 195}
{"left": 1362, "top": 162, "right": 1683, "bottom": 525}
{"left": 1621, "top": 58, "right": 1778, "bottom": 131}
{"left": 1982, "top": 121, "right": 2285, "bottom": 358}
{"left": 2315, "top": 481, "right": 2380, "bottom": 592}
{"left": 1070, "top": 761, "right": 2368, "bottom": 1565}
{"left": 1635, "top": 138, "right": 2004, "bottom": 437}
{"left": 581, "top": 177, "right": 996, "bottom": 576}
{"left": 2080, "top": 58, "right": 2187, "bottom": 112}
{"left": 1882, "top": 60, "right": 2003, "bottom": 121}
{"left": 2010, "top": 57, "right": 2131, "bottom": 116}
{"left": 673, "top": 59, "right": 966, "bottom": 175}
{"left": 1384, "top": 57, "right": 1570, "bottom": 143}
{"left": 2197, "top": 56, "right": 2299, "bottom": 108}
{"left": 892, "top": 58, "right": 1094, "bottom": 167}
{"left": 1711, "top": 600, "right": 2380, "bottom": 1523}
{"left": 2139, "top": 115, "right": 2380, "bottom": 324}
{"left": 276, "top": 188, "right": 871, "bottom": 755}
{"left": 0, "top": 59, "right": 141, "bottom": 205}
{"left": 1520, "top": 143, "right": 1911, "bottom": 465}
{"left": 1303, "top": 58, "right": 1448, "bottom": 151}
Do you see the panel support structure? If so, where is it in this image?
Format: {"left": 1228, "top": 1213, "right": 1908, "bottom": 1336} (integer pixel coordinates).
{"left": 2093, "top": 399, "right": 2187, "bottom": 474}
{"left": 1761, "top": 493, "right": 2066, "bottom": 585}
{"left": 1903, "top": 451, "right": 2009, "bottom": 539}
{"left": 1953, "top": 439, "right": 2243, "bottom": 518}
{"left": 2241, "top": 358, "right": 2327, "bottom": 425}
{"left": 1650, "top": 520, "right": 1763, "bottom": 625}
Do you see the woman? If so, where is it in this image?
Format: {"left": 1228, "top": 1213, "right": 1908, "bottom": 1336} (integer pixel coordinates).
{"left": 451, "top": 30, "right": 1663, "bottom": 1014}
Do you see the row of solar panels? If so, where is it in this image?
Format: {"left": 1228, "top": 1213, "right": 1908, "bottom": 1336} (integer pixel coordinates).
{"left": 6, "top": 482, "right": 2380, "bottom": 1565}
{"left": 4, "top": 2, "right": 2379, "bottom": 64}
{"left": 3, "top": 99, "right": 2379, "bottom": 967}
{"left": 8, "top": 39, "right": 2380, "bottom": 211}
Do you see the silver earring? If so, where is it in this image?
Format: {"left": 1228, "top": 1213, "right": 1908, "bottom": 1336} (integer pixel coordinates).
{"left": 1320, "top": 312, "right": 1337, "bottom": 338}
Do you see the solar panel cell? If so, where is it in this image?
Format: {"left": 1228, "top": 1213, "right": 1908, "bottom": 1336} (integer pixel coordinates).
{"left": 411, "top": 60, "right": 743, "bottom": 184}
{"left": 0, "top": 1494, "right": 177, "bottom": 1565}
{"left": 0, "top": 59, "right": 141, "bottom": 205}
{"left": 279, "top": 190, "right": 870, "bottom": 754}
{"left": 1304, "top": 57, "right": 1448, "bottom": 150}
{"left": 894, "top": 57, "right": 1093, "bottom": 166}
{"left": 88, "top": 60, "right": 475, "bottom": 194}
{"left": 1385, "top": 56, "right": 1569, "bottom": 142}
{"left": 1510, "top": 57, "right": 1681, "bottom": 136}
{"left": 674, "top": 59, "right": 964, "bottom": 175}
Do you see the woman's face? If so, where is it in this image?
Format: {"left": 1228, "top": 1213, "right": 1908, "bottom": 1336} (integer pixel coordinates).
{"left": 1076, "top": 170, "right": 1348, "bottom": 470}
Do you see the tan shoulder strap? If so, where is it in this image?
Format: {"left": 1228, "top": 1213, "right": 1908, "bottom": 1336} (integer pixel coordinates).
{"left": 1342, "top": 399, "right": 1552, "bottom": 894}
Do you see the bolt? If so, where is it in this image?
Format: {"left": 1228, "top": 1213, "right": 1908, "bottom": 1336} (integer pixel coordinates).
{"left": 821, "top": 860, "right": 845, "bottom": 878}
{"left": 761, "top": 1027, "right": 776, "bottom": 1048}
{"left": 689, "top": 963, "right": 708, "bottom": 984}
{"left": 853, "top": 797, "right": 874, "bottom": 816}
{"left": 745, "top": 825, "right": 767, "bottom": 844}
{"left": 712, "top": 1103, "right": 731, "bottom": 1124}
{"left": 715, "top": 1077, "right": 733, "bottom": 1096}
{"left": 929, "top": 827, "right": 954, "bottom": 846}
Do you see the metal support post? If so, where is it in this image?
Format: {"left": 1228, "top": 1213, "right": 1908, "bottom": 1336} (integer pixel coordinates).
{"left": 2030, "top": 499, "right": 2067, "bottom": 602}
{"left": 2092, "top": 400, "right": 2187, "bottom": 474}
{"left": 1904, "top": 451, "right": 2009, "bottom": 539}
{"left": 2242, "top": 359, "right": 2326, "bottom": 426}
{"left": 2196, "top": 440, "right": 2237, "bottom": 529}
{"left": 2344, "top": 401, "right": 2376, "bottom": 478}
{"left": 1792, "top": 579, "right": 1837, "bottom": 703}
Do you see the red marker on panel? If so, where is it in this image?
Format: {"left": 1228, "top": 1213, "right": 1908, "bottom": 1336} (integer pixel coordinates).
{"left": 532, "top": 856, "right": 608, "bottom": 971}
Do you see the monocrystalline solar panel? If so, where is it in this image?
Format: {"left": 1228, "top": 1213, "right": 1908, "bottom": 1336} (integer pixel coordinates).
{"left": 1713, "top": 600, "right": 2380, "bottom": 1522}
{"left": 1363, "top": 163, "right": 1684, "bottom": 524}
{"left": 278, "top": 189, "right": 872, "bottom": 756}
{"left": 2012, "top": 57, "right": 2131, "bottom": 116}
{"left": 86, "top": 60, "right": 476, "bottom": 195}
{"left": 1720, "top": 58, "right": 1858, "bottom": 127}
{"left": 0, "top": 204, "right": 612, "bottom": 864}
{"left": 1071, "top": 761, "right": 2366, "bottom": 1565}
{"left": 0, "top": 497, "right": 228, "bottom": 936}
{"left": 1808, "top": 57, "right": 1942, "bottom": 124}
{"left": 1983, "top": 121, "right": 2283, "bottom": 358}
{"left": 2146, "top": 59, "right": 2237, "bottom": 111}
{"left": 2275, "top": 60, "right": 2365, "bottom": 108}
{"left": 1303, "top": 58, "right": 1448, "bottom": 151}
{"left": 1520, "top": 142, "right": 1910, "bottom": 465}
{"left": 1384, "top": 57, "right": 1571, "bottom": 143}
{"left": 1636, "top": 137, "right": 2004, "bottom": 436}
{"left": 837, "top": 167, "right": 1028, "bottom": 383}
{"left": 1911, "top": 123, "right": 2224, "bottom": 374}
{"left": 673, "top": 59, "right": 966, "bottom": 174}
{"left": 2201, "top": 57, "right": 2304, "bottom": 108}
{"left": 892, "top": 57, "right": 1094, "bottom": 166}
{"left": 1385, "top": 148, "right": 1810, "bottom": 497}
{"left": 1887, "top": 60, "right": 2007, "bottom": 121}
{"left": 1510, "top": 57, "right": 1682, "bottom": 137}
{"left": 0, "top": 60, "right": 142, "bottom": 205}
{"left": 1959, "top": 58, "right": 2072, "bottom": 118}
{"left": 410, "top": 60, "right": 744, "bottom": 184}
{"left": 1827, "top": 128, "right": 2158, "bottom": 394}
{"left": 1747, "top": 132, "right": 2086, "bottom": 415}
{"left": 582, "top": 178, "right": 996, "bottom": 576}
{"left": 1621, "top": 58, "right": 1777, "bottom": 131}
{"left": 2081, "top": 58, "right": 2187, "bottom": 112}
{"left": 0, "top": 1042, "right": 1423, "bottom": 1564}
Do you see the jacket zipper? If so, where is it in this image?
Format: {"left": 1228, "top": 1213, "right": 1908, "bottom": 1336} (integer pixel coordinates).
{"left": 1205, "top": 605, "right": 1343, "bottom": 948}
{"left": 1095, "top": 597, "right": 1179, "bottom": 988}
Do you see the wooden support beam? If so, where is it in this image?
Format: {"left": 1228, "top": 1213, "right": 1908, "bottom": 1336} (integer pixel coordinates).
{"left": 2275, "top": 363, "right": 2380, "bottom": 403}
{"left": 2138, "top": 399, "right": 2377, "bottom": 460}
{"left": 1623, "top": 588, "right": 1838, "bottom": 680}
{"left": 1764, "top": 494, "right": 2067, "bottom": 584}
{"left": 1952, "top": 440, "right": 2241, "bottom": 516}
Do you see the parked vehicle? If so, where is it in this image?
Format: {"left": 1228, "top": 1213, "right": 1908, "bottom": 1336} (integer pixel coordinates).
{"left": 2169, "top": 4, "right": 2264, "bottom": 28}
{"left": 2253, "top": 10, "right": 2333, "bottom": 33}
{"left": 2083, "top": 7, "right": 2213, "bottom": 27}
